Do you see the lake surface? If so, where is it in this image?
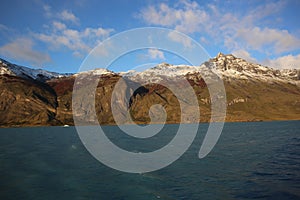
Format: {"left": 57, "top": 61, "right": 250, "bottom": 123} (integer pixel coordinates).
{"left": 0, "top": 121, "right": 299, "bottom": 200}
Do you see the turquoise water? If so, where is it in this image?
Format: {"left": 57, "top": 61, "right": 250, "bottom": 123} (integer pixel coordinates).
{"left": 0, "top": 121, "right": 299, "bottom": 199}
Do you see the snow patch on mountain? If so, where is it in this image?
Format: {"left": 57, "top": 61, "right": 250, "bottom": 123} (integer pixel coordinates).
{"left": 73, "top": 68, "right": 114, "bottom": 77}
{"left": 121, "top": 54, "right": 299, "bottom": 85}
{"left": 120, "top": 62, "right": 211, "bottom": 83}
{"left": 0, "top": 58, "right": 71, "bottom": 81}
{"left": 210, "top": 52, "right": 300, "bottom": 83}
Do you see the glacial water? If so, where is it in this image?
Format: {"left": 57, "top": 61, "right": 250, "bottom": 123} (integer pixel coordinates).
{"left": 0, "top": 121, "right": 299, "bottom": 200}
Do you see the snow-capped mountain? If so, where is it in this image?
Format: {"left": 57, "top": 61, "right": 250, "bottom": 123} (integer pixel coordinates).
{"left": 1, "top": 53, "right": 299, "bottom": 127}
{"left": 210, "top": 52, "right": 299, "bottom": 82}
{"left": 120, "top": 53, "right": 299, "bottom": 84}
{"left": 0, "top": 58, "right": 116, "bottom": 81}
{"left": 0, "top": 58, "right": 72, "bottom": 81}
{"left": 1, "top": 53, "right": 299, "bottom": 84}
{"left": 120, "top": 62, "right": 208, "bottom": 83}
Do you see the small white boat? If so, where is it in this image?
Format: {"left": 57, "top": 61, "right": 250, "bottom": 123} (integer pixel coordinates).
{"left": 63, "top": 124, "right": 70, "bottom": 127}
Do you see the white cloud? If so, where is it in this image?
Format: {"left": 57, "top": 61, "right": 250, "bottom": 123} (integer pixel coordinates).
{"left": 263, "top": 54, "right": 300, "bottom": 69}
{"left": 236, "top": 27, "right": 300, "bottom": 54}
{"left": 200, "top": 36, "right": 208, "bottom": 45}
{"left": 59, "top": 10, "right": 79, "bottom": 24}
{"left": 53, "top": 21, "right": 66, "bottom": 30}
{"left": 72, "top": 51, "right": 82, "bottom": 58}
{"left": 139, "top": 1, "right": 209, "bottom": 34}
{"left": 148, "top": 49, "right": 165, "bottom": 60}
{"left": 0, "top": 38, "right": 51, "bottom": 66}
{"left": 0, "top": 24, "right": 9, "bottom": 31}
{"left": 168, "top": 31, "right": 193, "bottom": 48}
{"left": 0, "top": 4, "right": 115, "bottom": 64}
{"left": 207, "top": 2, "right": 300, "bottom": 56}
{"left": 35, "top": 4, "right": 114, "bottom": 58}
{"left": 140, "top": 4, "right": 177, "bottom": 26}
{"left": 246, "top": 1, "right": 285, "bottom": 23}
{"left": 231, "top": 49, "right": 300, "bottom": 69}
{"left": 43, "top": 5, "right": 79, "bottom": 24}
{"left": 139, "top": 1, "right": 300, "bottom": 58}
{"left": 43, "top": 5, "right": 52, "bottom": 18}
{"left": 35, "top": 22, "right": 114, "bottom": 57}
{"left": 232, "top": 49, "right": 258, "bottom": 63}
{"left": 210, "top": 1, "right": 300, "bottom": 55}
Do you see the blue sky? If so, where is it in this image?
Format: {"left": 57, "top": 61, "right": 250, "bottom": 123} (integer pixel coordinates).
{"left": 0, "top": 0, "right": 299, "bottom": 73}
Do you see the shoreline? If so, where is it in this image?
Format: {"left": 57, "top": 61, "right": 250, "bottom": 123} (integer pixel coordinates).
{"left": 1, "top": 118, "right": 299, "bottom": 129}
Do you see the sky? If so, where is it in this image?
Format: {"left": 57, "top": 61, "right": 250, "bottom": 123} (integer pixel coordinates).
{"left": 0, "top": 0, "right": 299, "bottom": 73}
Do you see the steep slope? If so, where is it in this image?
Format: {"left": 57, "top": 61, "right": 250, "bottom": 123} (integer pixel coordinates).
{"left": 0, "top": 74, "right": 59, "bottom": 127}
{"left": 47, "top": 73, "right": 120, "bottom": 125}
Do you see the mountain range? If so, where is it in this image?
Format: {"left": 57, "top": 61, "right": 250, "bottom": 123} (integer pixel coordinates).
{"left": 0, "top": 53, "right": 299, "bottom": 127}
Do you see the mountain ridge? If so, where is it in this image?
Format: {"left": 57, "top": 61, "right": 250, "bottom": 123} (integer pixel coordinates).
{"left": 1, "top": 53, "right": 299, "bottom": 82}
{"left": 0, "top": 53, "right": 299, "bottom": 127}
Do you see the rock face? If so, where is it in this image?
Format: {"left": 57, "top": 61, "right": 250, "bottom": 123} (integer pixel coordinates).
{"left": 0, "top": 53, "right": 299, "bottom": 127}
{"left": 0, "top": 75, "right": 58, "bottom": 127}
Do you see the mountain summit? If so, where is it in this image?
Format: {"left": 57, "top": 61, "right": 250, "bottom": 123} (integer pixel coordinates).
{"left": 210, "top": 53, "right": 299, "bottom": 82}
